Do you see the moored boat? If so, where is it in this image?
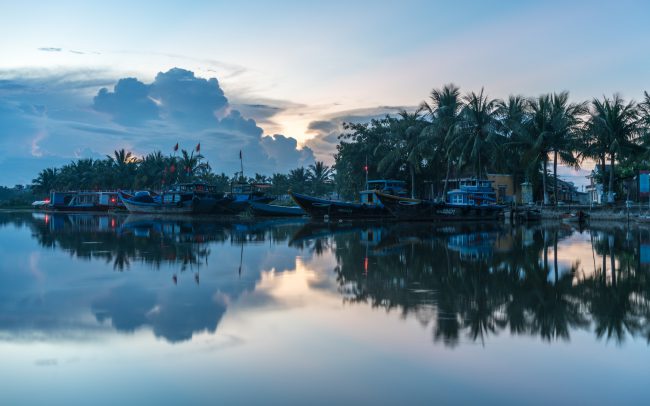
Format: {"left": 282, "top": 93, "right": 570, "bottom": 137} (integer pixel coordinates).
{"left": 220, "top": 182, "right": 275, "bottom": 214}
{"left": 290, "top": 180, "right": 408, "bottom": 220}
{"left": 119, "top": 182, "right": 225, "bottom": 214}
{"left": 119, "top": 190, "right": 195, "bottom": 214}
{"left": 48, "top": 191, "right": 110, "bottom": 212}
{"left": 375, "top": 178, "right": 504, "bottom": 221}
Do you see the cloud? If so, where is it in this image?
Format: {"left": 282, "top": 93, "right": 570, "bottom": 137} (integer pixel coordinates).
{"left": 37, "top": 47, "right": 62, "bottom": 52}
{"left": 0, "top": 67, "right": 315, "bottom": 185}
{"left": 93, "top": 78, "right": 159, "bottom": 126}
{"left": 304, "top": 106, "right": 409, "bottom": 163}
{"left": 149, "top": 68, "right": 228, "bottom": 129}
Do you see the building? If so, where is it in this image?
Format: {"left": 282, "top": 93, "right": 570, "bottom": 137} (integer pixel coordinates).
{"left": 586, "top": 166, "right": 608, "bottom": 204}
{"left": 486, "top": 173, "right": 516, "bottom": 204}
{"left": 545, "top": 178, "right": 580, "bottom": 203}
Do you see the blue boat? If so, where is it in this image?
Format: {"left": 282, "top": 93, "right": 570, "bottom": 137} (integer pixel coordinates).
{"left": 221, "top": 183, "right": 275, "bottom": 214}
{"left": 375, "top": 178, "right": 504, "bottom": 221}
{"left": 249, "top": 201, "right": 305, "bottom": 217}
{"left": 119, "top": 183, "right": 225, "bottom": 214}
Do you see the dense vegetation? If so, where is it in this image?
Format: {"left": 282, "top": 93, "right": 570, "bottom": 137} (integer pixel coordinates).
{"left": 24, "top": 85, "right": 650, "bottom": 205}
{"left": 335, "top": 86, "right": 650, "bottom": 203}
{"left": 30, "top": 148, "right": 335, "bottom": 199}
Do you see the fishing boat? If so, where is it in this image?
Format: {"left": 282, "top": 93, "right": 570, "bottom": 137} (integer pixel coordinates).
{"left": 119, "top": 182, "right": 223, "bottom": 214}
{"left": 249, "top": 201, "right": 305, "bottom": 217}
{"left": 47, "top": 191, "right": 110, "bottom": 212}
{"left": 220, "top": 182, "right": 275, "bottom": 214}
{"left": 290, "top": 180, "right": 408, "bottom": 220}
{"left": 375, "top": 178, "right": 504, "bottom": 221}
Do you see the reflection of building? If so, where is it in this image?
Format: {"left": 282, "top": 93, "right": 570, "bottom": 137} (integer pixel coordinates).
{"left": 360, "top": 228, "right": 382, "bottom": 247}
{"left": 447, "top": 232, "right": 495, "bottom": 261}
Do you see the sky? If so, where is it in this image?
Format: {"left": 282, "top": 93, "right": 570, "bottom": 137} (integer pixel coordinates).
{"left": 1, "top": 0, "right": 650, "bottom": 187}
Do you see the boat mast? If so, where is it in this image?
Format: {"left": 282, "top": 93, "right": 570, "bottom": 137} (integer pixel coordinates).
{"left": 239, "top": 150, "right": 244, "bottom": 182}
{"left": 364, "top": 156, "right": 368, "bottom": 190}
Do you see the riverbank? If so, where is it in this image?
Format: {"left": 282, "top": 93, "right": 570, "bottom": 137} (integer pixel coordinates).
{"left": 535, "top": 205, "right": 648, "bottom": 222}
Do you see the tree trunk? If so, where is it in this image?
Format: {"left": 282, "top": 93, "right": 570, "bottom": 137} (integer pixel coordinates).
{"left": 543, "top": 156, "right": 549, "bottom": 205}
{"left": 608, "top": 153, "right": 615, "bottom": 204}
{"left": 553, "top": 150, "right": 558, "bottom": 206}
{"left": 544, "top": 230, "right": 548, "bottom": 273}
{"left": 442, "top": 158, "right": 452, "bottom": 201}
{"left": 609, "top": 234, "right": 616, "bottom": 287}
{"left": 600, "top": 155, "right": 607, "bottom": 203}
{"left": 410, "top": 163, "right": 416, "bottom": 199}
{"left": 554, "top": 230, "right": 559, "bottom": 283}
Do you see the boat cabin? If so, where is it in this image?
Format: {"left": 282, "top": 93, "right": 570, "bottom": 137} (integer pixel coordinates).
{"left": 68, "top": 192, "right": 101, "bottom": 207}
{"left": 361, "top": 179, "right": 408, "bottom": 205}
{"left": 98, "top": 192, "right": 120, "bottom": 208}
{"left": 367, "top": 180, "right": 408, "bottom": 195}
{"left": 169, "top": 182, "right": 218, "bottom": 194}
{"left": 49, "top": 191, "right": 77, "bottom": 207}
{"left": 446, "top": 178, "right": 497, "bottom": 206}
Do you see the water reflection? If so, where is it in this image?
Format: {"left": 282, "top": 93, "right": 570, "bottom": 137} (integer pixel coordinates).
{"left": 1, "top": 211, "right": 650, "bottom": 348}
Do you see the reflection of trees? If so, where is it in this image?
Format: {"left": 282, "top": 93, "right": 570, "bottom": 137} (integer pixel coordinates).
{"left": 22, "top": 214, "right": 305, "bottom": 272}
{"left": 332, "top": 223, "right": 650, "bottom": 347}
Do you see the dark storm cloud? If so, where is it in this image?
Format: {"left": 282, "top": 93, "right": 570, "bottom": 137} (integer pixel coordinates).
{"left": 307, "top": 120, "right": 337, "bottom": 133}
{"left": 93, "top": 77, "right": 159, "bottom": 126}
{"left": 149, "top": 68, "right": 228, "bottom": 129}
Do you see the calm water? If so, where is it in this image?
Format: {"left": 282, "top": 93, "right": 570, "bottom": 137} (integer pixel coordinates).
{"left": 0, "top": 211, "right": 649, "bottom": 405}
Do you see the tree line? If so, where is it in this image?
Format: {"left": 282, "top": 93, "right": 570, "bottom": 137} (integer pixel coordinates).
{"left": 334, "top": 85, "right": 650, "bottom": 203}
{"left": 31, "top": 148, "right": 335, "bottom": 198}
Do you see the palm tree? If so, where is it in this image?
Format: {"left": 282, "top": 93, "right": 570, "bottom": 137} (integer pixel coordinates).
{"left": 421, "top": 84, "right": 463, "bottom": 199}
{"left": 289, "top": 167, "right": 309, "bottom": 193}
{"left": 107, "top": 149, "right": 139, "bottom": 189}
{"left": 455, "top": 89, "right": 501, "bottom": 179}
{"left": 585, "top": 94, "right": 640, "bottom": 203}
{"left": 497, "top": 95, "right": 530, "bottom": 192}
{"left": 177, "top": 149, "right": 209, "bottom": 182}
{"left": 547, "top": 92, "right": 586, "bottom": 206}
{"left": 32, "top": 168, "right": 59, "bottom": 194}
{"left": 525, "top": 94, "right": 554, "bottom": 204}
{"left": 308, "top": 161, "right": 333, "bottom": 196}
{"left": 377, "top": 108, "right": 427, "bottom": 198}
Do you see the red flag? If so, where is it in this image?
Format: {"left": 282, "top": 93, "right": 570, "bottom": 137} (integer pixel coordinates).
{"left": 173, "top": 143, "right": 179, "bottom": 152}
{"left": 196, "top": 143, "right": 201, "bottom": 152}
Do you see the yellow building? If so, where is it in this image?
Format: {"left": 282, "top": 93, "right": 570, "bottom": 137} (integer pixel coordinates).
{"left": 486, "top": 173, "right": 517, "bottom": 204}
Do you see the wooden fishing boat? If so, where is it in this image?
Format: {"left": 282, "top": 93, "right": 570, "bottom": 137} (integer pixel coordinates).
{"left": 220, "top": 182, "right": 275, "bottom": 214}
{"left": 119, "top": 190, "right": 195, "bottom": 214}
{"left": 249, "top": 201, "right": 305, "bottom": 217}
{"left": 290, "top": 179, "right": 408, "bottom": 220}
{"left": 375, "top": 178, "right": 504, "bottom": 221}
{"left": 290, "top": 191, "right": 391, "bottom": 220}
{"left": 119, "top": 183, "right": 225, "bottom": 214}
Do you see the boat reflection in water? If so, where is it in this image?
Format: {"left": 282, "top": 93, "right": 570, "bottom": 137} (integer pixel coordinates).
{"left": 3, "top": 211, "right": 650, "bottom": 348}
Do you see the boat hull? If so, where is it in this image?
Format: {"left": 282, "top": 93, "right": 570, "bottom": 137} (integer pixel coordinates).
{"left": 249, "top": 202, "right": 305, "bottom": 217}
{"left": 48, "top": 204, "right": 110, "bottom": 212}
{"left": 290, "top": 192, "right": 391, "bottom": 220}
{"left": 221, "top": 196, "right": 275, "bottom": 214}
{"left": 376, "top": 191, "right": 503, "bottom": 221}
{"left": 119, "top": 191, "right": 195, "bottom": 214}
